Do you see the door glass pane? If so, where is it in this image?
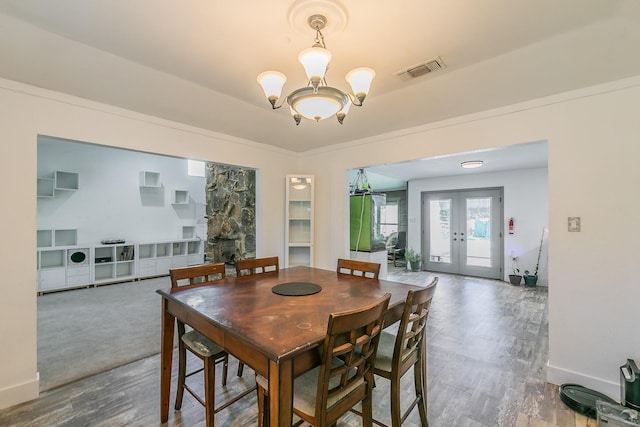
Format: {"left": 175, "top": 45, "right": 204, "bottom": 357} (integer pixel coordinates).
{"left": 429, "top": 199, "right": 451, "bottom": 263}
{"left": 466, "top": 197, "right": 492, "bottom": 267}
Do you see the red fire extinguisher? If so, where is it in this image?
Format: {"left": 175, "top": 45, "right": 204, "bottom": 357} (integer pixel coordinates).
{"left": 508, "top": 218, "right": 514, "bottom": 235}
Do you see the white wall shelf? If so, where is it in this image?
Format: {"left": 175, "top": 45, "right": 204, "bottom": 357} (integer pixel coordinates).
{"left": 37, "top": 177, "right": 55, "bottom": 198}
{"left": 37, "top": 229, "right": 78, "bottom": 247}
{"left": 54, "top": 171, "right": 79, "bottom": 191}
{"left": 181, "top": 225, "right": 196, "bottom": 239}
{"left": 139, "top": 171, "right": 161, "bottom": 187}
{"left": 37, "top": 171, "right": 79, "bottom": 197}
{"left": 54, "top": 229, "right": 77, "bottom": 246}
{"left": 284, "top": 175, "right": 314, "bottom": 267}
{"left": 172, "top": 190, "right": 189, "bottom": 205}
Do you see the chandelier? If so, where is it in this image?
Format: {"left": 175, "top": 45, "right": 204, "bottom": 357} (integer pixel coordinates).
{"left": 257, "top": 14, "right": 375, "bottom": 125}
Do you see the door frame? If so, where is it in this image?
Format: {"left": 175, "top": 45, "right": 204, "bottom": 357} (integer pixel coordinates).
{"left": 420, "top": 187, "right": 504, "bottom": 279}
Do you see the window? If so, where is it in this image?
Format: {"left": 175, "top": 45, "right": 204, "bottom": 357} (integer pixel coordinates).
{"left": 379, "top": 201, "right": 399, "bottom": 238}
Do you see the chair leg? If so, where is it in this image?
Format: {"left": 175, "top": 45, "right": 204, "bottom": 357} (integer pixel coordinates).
{"left": 175, "top": 342, "right": 187, "bottom": 410}
{"left": 257, "top": 384, "right": 266, "bottom": 427}
{"left": 390, "top": 372, "right": 402, "bottom": 427}
{"left": 221, "top": 354, "right": 228, "bottom": 387}
{"left": 414, "top": 358, "right": 429, "bottom": 427}
{"left": 237, "top": 361, "right": 245, "bottom": 377}
{"left": 362, "top": 380, "right": 374, "bottom": 427}
{"left": 203, "top": 356, "right": 216, "bottom": 427}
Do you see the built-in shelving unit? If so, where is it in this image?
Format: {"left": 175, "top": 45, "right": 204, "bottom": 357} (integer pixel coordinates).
{"left": 285, "top": 174, "right": 314, "bottom": 267}
{"left": 36, "top": 238, "right": 204, "bottom": 294}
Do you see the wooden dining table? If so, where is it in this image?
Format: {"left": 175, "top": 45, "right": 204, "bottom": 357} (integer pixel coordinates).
{"left": 157, "top": 265, "right": 423, "bottom": 426}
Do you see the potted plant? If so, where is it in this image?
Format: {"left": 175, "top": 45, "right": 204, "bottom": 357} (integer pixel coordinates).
{"left": 508, "top": 268, "right": 522, "bottom": 285}
{"left": 523, "top": 270, "right": 538, "bottom": 286}
{"left": 523, "top": 227, "right": 545, "bottom": 287}
{"left": 405, "top": 248, "right": 422, "bottom": 272}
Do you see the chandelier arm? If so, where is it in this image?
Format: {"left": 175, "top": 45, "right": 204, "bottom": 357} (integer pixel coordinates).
{"left": 347, "top": 93, "right": 365, "bottom": 107}
{"left": 268, "top": 95, "right": 290, "bottom": 110}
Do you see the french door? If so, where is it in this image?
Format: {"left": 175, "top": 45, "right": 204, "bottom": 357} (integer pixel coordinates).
{"left": 421, "top": 188, "right": 503, "bottom": 279}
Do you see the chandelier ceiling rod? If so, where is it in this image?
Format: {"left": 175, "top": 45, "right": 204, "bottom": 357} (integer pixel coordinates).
{"left": 257, "top": 14, "right": 375, "bottom": 125}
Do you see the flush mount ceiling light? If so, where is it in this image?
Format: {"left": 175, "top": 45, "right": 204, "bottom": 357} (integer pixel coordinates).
{"left": 461, "top": 161, "right": 483, "bottom": 169}
{"left": 257, "top": 14, "right": 375, "bottom": 125}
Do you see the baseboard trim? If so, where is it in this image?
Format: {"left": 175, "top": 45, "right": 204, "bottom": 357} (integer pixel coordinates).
{"left": 0, "top": 376, "right": 39, "bottom": 410}
{"left": 547, "top": 362, "right": 619, "bottom": 402}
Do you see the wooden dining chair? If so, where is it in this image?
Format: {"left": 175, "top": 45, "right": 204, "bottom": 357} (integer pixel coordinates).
{"left": 336, "top": 258, "right": 381, "bottom": 279}
{"left": 257, "top": 293, "right": 391, "bottom": 427}
{"left": 235, "top": 256, "right": 279, "bottom": 277}
{"left": 373, "top": 277, "right": 438, "bottom": 427}
{"left": 234, "top": 256, "right": 279, "bottom": 377}
{"left": 170, "top": 263, "right": 254, "bottom": 427}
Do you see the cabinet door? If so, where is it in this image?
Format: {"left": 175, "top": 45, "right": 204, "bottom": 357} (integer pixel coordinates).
{"left": 39, "top": 268, "right": 66, "bottom": 291}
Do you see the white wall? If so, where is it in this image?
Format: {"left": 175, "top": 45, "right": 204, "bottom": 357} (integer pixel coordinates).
{"left": 0, "top": 78, "right": 296, "bottom": 410}
{"left": 407, "top": 167, "right": 549, "bottom": 284}
{"left": 37, "top": 137, "right": 209, "bottom": 244}
{"left": 300, "top": 77, "right": 640, "bottom": 399}
{"left": 2, "top": 73, "right": 640, "bottom": 410}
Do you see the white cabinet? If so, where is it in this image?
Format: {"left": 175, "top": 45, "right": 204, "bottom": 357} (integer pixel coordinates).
{"left": 285, "top": 175, "right": 314, "bottom": 267}
{"left": 93, "top": 244, "right": 135, "bottom": 284}
{"left": 37, "top": 238, "right": 205, "bottom": 294}
{"left": 187, "top": 240, "right": 203, "bottom": 265}
{"left": 135, "top": 239, "right": 203, "bottom": 278}
{"left": 37, "top": 246, "right": 91, "bottom": 292}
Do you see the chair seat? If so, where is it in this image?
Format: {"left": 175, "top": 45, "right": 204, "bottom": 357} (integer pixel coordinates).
{"left": 182, "top": 330, "right": 226, "bottom": 358}
{"left": 293, "top": 358, "right": 362, "bottom": 417}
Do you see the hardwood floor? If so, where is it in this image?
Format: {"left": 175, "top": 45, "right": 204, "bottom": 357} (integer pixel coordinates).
{"left": 0, "top": 268, "right": 597, "bottom": 426}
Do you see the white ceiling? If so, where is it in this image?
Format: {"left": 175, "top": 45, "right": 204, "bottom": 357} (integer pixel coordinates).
{"left": 1, "top": 1, "right": 638, "bottom": 181}
{"left": 350, "top": 140, "right": 548, "bottom": 190}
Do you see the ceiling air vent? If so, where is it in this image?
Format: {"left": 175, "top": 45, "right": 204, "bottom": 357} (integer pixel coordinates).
{"left": 394, "top": 56, "right": 446, "bottom": 81}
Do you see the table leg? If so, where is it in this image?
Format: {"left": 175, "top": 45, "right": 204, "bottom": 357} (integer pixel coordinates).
{"left": 268, "top": 358, "right": 293, "bottom": 427}
{"left": 160, "top": 298, "right": 175, "bottom": 423}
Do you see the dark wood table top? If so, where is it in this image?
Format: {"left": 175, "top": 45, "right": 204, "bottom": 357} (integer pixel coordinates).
{"left": 157, "top": 265, "right": 419, "bottom": 362}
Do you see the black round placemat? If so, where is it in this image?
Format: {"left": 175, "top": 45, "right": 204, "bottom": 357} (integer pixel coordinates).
{"left": 272, "top": 282, "right": 322, "bottom": 296}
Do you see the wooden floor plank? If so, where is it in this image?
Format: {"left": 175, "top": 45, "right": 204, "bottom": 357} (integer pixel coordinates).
{"left": 0, "top": 269, "right": 603, "bottom": 426}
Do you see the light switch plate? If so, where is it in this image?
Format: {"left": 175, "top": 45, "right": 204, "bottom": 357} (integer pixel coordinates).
{"left": 568, "top": 217, "right": 581, "bottom": 232}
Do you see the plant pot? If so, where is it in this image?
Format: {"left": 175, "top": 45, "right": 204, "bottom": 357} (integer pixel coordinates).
{"left": 523, "top": 275, "right": 538, "bottom": 287}
{"left": 408, "top": 260, "right": 422, "bottom": 272}
{"left": 508, "top": 274, "right": 522, "bottom": 286}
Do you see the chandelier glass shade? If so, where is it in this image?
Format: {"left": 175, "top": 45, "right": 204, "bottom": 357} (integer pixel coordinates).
{"left": 257, "top": 14, "right": 375, "bottom": 125}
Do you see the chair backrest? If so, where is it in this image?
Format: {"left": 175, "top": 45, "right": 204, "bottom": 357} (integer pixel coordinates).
{"left": 315, "top": 293, "right": 390, "bottom": 425}
{"left": 395, "top": 231, "right": 407, "bottom": 249}
{"left": 170, "top": 263, "right": 226, "bottom": 290}
{"left": 393, "top": 277, "right": 438, "bottom": 371}
{"left": 336, "top": 258, "right": 380, "bottom": 279}
{"left": 235, "top": 256, "right": 279, "bottom": 277}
